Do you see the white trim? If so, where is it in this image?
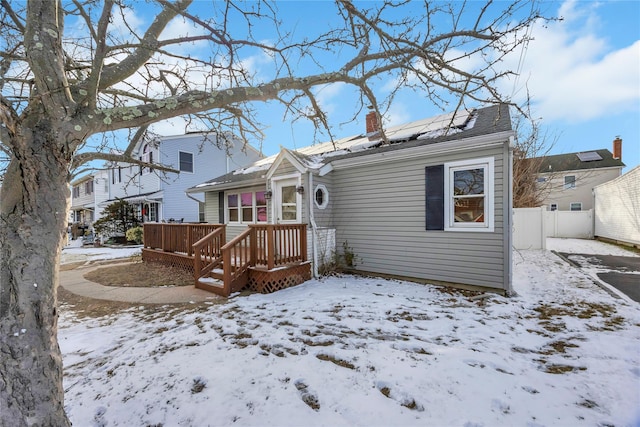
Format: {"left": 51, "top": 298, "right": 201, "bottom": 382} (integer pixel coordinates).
{"left": 266, "top": 149, "right": 308, "bottom": 179}
{"left": 444, "top": 156, "right": 494, "bottom": 232}
{"left": 563, "top": 175, "right": 576, "bottom": 190}
{"left": 224, "top": 189, "right": 268, "bottom": 224}
{"left": 569, "top": 201, "right": 582, "bottom": 211}
{"left": 271, "top": 175, "right": 302, "bottom": 224}
{"left": 328, "top": 131, "right": 513, "bottom": 171}
{"left": 313, "top": 184, "right": 329, "bottom": 209}
{"left": 178, "top": 150, "right": 195, "bottom": 174}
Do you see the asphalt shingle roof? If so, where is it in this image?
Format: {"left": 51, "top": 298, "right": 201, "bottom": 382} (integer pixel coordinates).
{"left": 188, "top": 104, "right": 512, "bottom": 192}
{"left": 536, "top": 149, "right": 625, "bottom": 173}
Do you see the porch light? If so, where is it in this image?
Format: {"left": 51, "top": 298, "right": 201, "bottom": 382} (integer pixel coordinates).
{"left": 264, "top": 190, "right": 272, "bottom": 200}
{"left": 296, "top": 185, "right": 304, "bottom": 194}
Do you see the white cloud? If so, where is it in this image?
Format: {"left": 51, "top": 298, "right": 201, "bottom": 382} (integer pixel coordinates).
{"left": 505, "top": 1, "right": 640, "bottom": 123}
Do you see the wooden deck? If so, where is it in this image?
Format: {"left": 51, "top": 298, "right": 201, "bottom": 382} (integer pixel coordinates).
{"left": 142, "top": 223, "right": 310, "bottom": 297}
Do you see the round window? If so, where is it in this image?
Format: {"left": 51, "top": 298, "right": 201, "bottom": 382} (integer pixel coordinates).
{"left": 314, "top": 184, "right": 329, "bottom": 209}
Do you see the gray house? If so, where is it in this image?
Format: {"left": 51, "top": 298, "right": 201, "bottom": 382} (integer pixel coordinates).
{"left": 186, "top": 104, "right": 515, "bottom": 295}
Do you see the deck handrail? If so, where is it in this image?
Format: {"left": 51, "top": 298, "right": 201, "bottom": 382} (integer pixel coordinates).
{"left": 220, "top": 228, "right": 255, "bottom": 295}
{"left": 143, "top": 223, "right": 223, "bottom": 255}
{"left": 250, "top": 224, "right": 307, "bottom": 269}
{"left": 192, "top": 227, "right": 226, "bottom": 282}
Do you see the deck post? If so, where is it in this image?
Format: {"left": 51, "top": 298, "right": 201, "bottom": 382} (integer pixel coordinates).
{"left": 249, "top": 226, "right": 257, "bottom": 265}
{"left": 267, "top": 225, "right": 275, "bottom": 270}
{"left": 300, "top": 224, "right": 307, "bottom": 262}
{"left": 187, "top": 225, "right": 193, "bottom": 256}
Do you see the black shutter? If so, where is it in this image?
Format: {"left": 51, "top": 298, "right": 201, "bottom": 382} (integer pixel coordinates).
{"left": 218, "top": 192, "right": 225, "bottom": 224}
{"left": 425, "top": 165, "right": 445, "bottom": 230}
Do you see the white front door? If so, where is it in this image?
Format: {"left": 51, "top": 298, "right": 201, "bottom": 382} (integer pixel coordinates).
{"left": 273, "top": 178, "right": 300, "bottom": 224}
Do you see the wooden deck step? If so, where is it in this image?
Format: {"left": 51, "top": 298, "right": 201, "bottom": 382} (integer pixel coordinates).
{"left": 195, "top": 277, "right": 226, "bottom": 295}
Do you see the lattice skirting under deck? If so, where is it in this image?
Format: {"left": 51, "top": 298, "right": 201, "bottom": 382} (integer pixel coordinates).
{"left": 142, "top": 249, "right": 195, "bottom": 275}
{"left": 248, "top": 263, "right": 311, "bottom": 294}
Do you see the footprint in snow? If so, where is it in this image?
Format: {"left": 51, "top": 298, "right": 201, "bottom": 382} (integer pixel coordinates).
{"left": 294, "top": 379, "right": 320, "bottom": 412}
{"left": 376, "top": 381, "right": 424, "bottom": 412}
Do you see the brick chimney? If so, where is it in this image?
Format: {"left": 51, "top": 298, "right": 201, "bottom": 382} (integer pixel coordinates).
{"left": 365, "top": 107, "right": 381, "bottom": 141}
{"left": 613, "top": 136, "right": 622, "bottom": 161}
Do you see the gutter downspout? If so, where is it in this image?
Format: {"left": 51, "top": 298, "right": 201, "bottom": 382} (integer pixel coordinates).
{"left": 506, "top": 136, "right": 515, "bottom": 296}
{"left": 308, "top": 171, "right": 319, "bottom": 278}
{"left": 185, "top": 192, "right": 205, "bottom": 222}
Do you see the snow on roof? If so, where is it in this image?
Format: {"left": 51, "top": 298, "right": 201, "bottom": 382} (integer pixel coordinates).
{"left": 232, "top": 155, "right": 277, "bottom": 175}
{"left": 190, "top": 107, "right": 482, "bottom": 190}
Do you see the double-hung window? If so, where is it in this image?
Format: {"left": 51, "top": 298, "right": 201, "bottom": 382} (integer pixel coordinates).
{"left": 564, "top": 175, "right": 576, "bottom": 190}
{"left": 179, "top": 151, "right": 194, "bottom": 173}
{"left": 426, "top": 157, "right": 494, "bottom": 232}
{"left": 140, "top": 144, "right": 154, "bottom": 174}
{"left": 226, "top": 190, "right": 267, "bottom": 224}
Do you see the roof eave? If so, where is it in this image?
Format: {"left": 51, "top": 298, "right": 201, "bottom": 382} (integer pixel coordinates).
{"left": 187, "top": 177, "right": 267, "bottom": 194}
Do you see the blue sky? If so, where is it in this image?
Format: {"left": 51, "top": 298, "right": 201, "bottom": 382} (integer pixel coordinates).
{"left": 143, "top": 0, "right": 640, "bottom": 171}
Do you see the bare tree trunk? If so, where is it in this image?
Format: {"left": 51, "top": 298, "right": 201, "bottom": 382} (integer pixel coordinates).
{"left": 0, "top": 128, "right": 72, "bottom": 426}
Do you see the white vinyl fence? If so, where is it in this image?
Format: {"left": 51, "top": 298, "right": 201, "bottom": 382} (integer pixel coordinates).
{"left": 513, "top": 207, "right": 546, "bottom": 250}
{"left": 513, "top": 208, "right": 594, "bottom": 250}
{"left": 593, "top": 166, "right": 640, "bottom": 246}
{"left": 544, "top": 210, "right": 593, "bottom": 239}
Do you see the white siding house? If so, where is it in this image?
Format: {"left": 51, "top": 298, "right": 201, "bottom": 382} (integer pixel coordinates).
{"left": 594, "top": 166, "right": 640, "bottom": 247}
{"left": 535, "top": 140, "right": 625, "bottom": 212}
{"left": 69, "top": 169, "right": 110, "bottom": 235}
{"left": 189, "top": 105, "right": 515, "bottom": 294}
{"left": 103, "top": 132, "right": 262, "bottom": 223}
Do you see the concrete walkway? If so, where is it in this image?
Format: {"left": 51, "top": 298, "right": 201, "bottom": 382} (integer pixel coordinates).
{"left": 60, "top": 263, "right": 223, "bottom": 304}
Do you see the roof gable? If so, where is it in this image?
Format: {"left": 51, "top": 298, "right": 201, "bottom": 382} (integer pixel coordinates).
{"left": 188, "top": 104, "right": 513, "bottom": 193}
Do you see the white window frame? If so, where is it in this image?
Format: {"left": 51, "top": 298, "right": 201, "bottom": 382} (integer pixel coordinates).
{"left": 570, "top": 202, "right": 582, "bottom": 211}
{"left": 564, "top": 175, "right": 576, "bottom": 190}
{"left": 444, "top": 157, "right": 494, "bottom": 232}
{"left": 271, "top": 174, "right": 302, "bottom": 224}
{"left": 140, "top": 144, "right": 154, "bottom": 175}
{"left": 179, "top": 151, "right": 194, "bottom": 173}
{"left": 112, "top": 167, "right": 122, "bottom": 184}
{"left": 225, "top": 190, "right": 268, "bottom": 224}
{"left": 314, "top": 184, "right": 329, "bottom": 210}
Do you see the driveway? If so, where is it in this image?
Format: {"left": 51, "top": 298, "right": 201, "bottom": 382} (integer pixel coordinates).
{"left": 559, "top": 252, "right": 640, "bottom": 302}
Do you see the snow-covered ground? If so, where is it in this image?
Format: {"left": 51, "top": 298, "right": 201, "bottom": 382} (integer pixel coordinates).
{"left": 61, "top": 238, "right": 142, "bottom": 264}
{"left": 546, "top": 237, "right": 639, "bottom": 257}
{"left": 59, "top": 239, "right": 640, "bottom": 427}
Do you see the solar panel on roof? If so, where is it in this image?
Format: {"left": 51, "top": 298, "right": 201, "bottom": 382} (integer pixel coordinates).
{"left": 576, "top": 151, "right": 602, "bottom": 162}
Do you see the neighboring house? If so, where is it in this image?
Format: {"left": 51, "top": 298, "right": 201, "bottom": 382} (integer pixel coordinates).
{"left": 594, "top": 165, "right": 640, "bottom": 247}
{"left": 69, "top": 169, "right": 110, "bottom": 236}
{"left": 101, "top": 132, "right": 262, "bottom": 224}
{"left": 536, "top": 138, "right": 625, "bottom": 212}
{"left": 187, "top": 104, "right": 515, "bottom": 294}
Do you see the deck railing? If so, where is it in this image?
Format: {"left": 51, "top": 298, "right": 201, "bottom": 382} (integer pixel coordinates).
{"left": 193, "top": 227, "right": 226, "bottom": 280}
{"left": 251, "top": 224, "right": 307, "bottom": 269}
{"left": 144, "top": 223, "right": 307, "bottom": 296}
{"left": 143, "top": 223, "right": 223, "bottom": 256}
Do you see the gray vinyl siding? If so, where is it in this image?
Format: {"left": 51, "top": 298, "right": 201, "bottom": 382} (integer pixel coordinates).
{"left": 311, "top": 173, "right": 333, "bottom": 228}
{"left": 204, "top": 191, "right": 220, "bottom": 223}
{"left": 331, "top": 143, "right": 508, "bottom": 290}
{"left": 272, "top": 159, "right": 299, "bottom": 176}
